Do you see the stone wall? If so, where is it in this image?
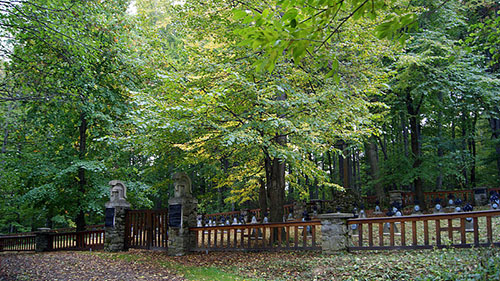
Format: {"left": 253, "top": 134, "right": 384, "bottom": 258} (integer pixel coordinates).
{"left": 104, "top": 207, "right": 128, "bottom": 252}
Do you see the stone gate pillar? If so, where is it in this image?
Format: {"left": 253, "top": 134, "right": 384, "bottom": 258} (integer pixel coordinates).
{"left": 104, "top": 180, "right": 131, "bottom": 252}
{"left": 35, "top": 228, "right": 53, "bottom": 252}
{"left": 168, "top": 172, "right": 197, "bottom": 256}
{"left": 318, "top": 213, "right": 355, "bottom": 253}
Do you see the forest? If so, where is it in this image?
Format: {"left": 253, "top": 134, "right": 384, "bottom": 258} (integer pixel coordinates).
{"left": 0, "top": 0, "right": 499, "bottom": 233}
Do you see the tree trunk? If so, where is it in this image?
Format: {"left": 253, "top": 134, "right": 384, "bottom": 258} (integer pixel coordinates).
{"left": 265, "top": 153, "right": 285, "bottom": 223}
{"left": 402, "top": 112, "right": 409, "bottom": 158}
{"left": 327, "top": 150, "right": 335, "bottom": 182}
{"left": 258, "top": 177, "right": 268, "bottom": 220}
{"left": 407, "top": 93, "right": 424, "bottom": 208}
{"left": 75, "top": 111, "right": 87, "bottom": 232}
{"left": 490, "top": 118, "right": 500, "bottom": 178}
{"left": 365, "top": 137, "right": 385, "bottom": 204}
{"left": 436, "top": 93, "right": 443, "bottom": 190}
{"left": 461, "top": 116, "right": 468, "bottom": 186}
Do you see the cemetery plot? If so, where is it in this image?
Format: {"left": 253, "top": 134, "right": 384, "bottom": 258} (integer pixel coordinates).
{"left": 190, "top": 220, "right": 321, "bottom": 252}
{"left": 348, "top": 210, "right": 500, "bottom": 250}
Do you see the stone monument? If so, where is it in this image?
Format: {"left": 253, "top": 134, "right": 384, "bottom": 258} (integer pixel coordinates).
{"left": 167, "top": 172, "right": 197, "bottom": 256}
{"left": 104, "top": 180, "right": 131, "bottom": 252}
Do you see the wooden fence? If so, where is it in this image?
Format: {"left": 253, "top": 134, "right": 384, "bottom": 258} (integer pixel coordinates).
{"left": 125, "top": 209, "right": 168, "bottom": 250}
{"left": 366, "top": 187, "right": 500, "bottom": 207}
{"left": 0, "top": 230, "right": 104, "bottom": 252}
{"left": 204, "top": 204, "right": 295, "bottom": 223}
{"left": 348, "top": 209, "right": 500, "bottom": 250}
{"left": 190, "top": 220, "right": 321, "bottom": 252}
{"left": 0, "top": 235, "right": 36, "bottom": 251}
{"left": 51, "top": 230, "right": 104, "bottom": 251}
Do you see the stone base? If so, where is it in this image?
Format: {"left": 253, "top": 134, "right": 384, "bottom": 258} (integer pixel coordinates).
{"left": 167, "top": 196, "right": 197, "bottom": 256}
{"left": 318, "top": 213, "right": 354, "bottom": 254}
{"left": 104, "top": 207, "right": 129, "bottom": 252}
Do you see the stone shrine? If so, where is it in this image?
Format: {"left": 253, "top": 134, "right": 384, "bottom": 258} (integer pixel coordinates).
{"left": 167, "top": 172, "right": 197, "bottom": 256}
{"left": 104, "top": 180, "right": 131, "bottom": 252}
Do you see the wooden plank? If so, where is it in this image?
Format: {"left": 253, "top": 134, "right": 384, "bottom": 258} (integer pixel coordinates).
{"left": 286, "top": 226, "right": 290, "bottom": 249}
{"left": 401, "top": 222, "right": 406, "bottom": 246}
{"left": 424, "top": 220, "right": 429, "bottom": 245}
{"left": 379, "top": 223, "right": 383, "bottom": 246}
{"left": 359, "top": 223, "right": 363, "bottom": 247}
{"left": 447, "top": 219, "right": 453, "bottom": 243}
{"left": 233, "top": 228, "right": 237, "bottom": 248}
{"left": 473, "top": 218, "right": 479, "bottom": 246}
{"left": 368, "top": 223, "right": 373, "bottom": 247}
{"left": 412, "top": 221, "right": 417, "bottom": 246}
{"left": 263, "top": 227, "right": 267, "bottom": 248}
{"left": 436, "top": 220, "right": 441, "bottom": 246}
{"left": 390, "top": 223, "right": 395, "bottom": 247}
{"left": 302, "top": 226, "right": 306, "bottom": 248}
{"left": 294, "top": 226, "right": 298, "bottom": 249}
{"left": 486, "top": 216, "right": 492, "bottom": 244}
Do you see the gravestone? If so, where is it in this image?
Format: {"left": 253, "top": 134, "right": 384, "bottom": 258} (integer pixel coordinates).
{"left": 359, "top": 209, "right": 366, "bottom": 219}
{"left": 168, "top": 172, "right": 197, "bottom": 256}
{"left": 389, "top": 191, "right": 403, "bottom": 208}
{"left": 473, "top": 187, "right": 488, "bottom": 206}
{"left": 104, "top": 180, "right": 131, "bottom": 252}
{"left": 490, "top": 193, "right": 500, "bottom": 210}
{"left": 433, "top": 199, "right": 443, "bottom": 214}
{"left": 374, "top": 201, "right": 382, "bottom": 215}
{"left": 463, "top": 203, "right": 474, "bottom": 232}
{"left": 412, "top": 200, "right": 422, "bottom": 215}
{"left": 445, "top": 196, "right": 455, "bottom": 213}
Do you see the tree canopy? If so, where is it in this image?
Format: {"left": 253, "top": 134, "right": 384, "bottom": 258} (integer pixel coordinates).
{"left": 0, "top": 0, "right": 499, "bottom": 232}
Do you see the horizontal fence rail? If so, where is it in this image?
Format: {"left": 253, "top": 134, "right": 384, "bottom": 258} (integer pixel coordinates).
{"left": 0, "top": 235, "right": 36, "bottom": 251}
{"left": 348, "top": 210, "right": 500, "bottom": 250}
{"left": 51, "top": 230, "right": 104, "bottom": 251}
{"left": 190, "top": 220, "right": 321, "bottom": 252}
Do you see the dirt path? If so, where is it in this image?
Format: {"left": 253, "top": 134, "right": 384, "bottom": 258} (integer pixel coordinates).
{"left": 0, "top": 251, "right": 185, "bottom": 281}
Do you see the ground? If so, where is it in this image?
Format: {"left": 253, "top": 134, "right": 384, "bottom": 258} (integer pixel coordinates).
{"left": 1, "top": 247, "right": 499, "bottom": 280}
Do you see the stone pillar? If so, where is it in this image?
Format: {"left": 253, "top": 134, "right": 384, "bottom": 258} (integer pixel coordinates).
{"left": 35, "top": 228, "right": 53, "bottom": 252}
{"left": 104, "top": 180, "right": 131, "bottom": 252}
{"left": 389, "top": 190, "right": 404, "bottom": 206}
{"left": 168, "top": 172, "right": 198, "bottom": 256}
{"left": 318, "top": 213, "right": 355, "bottom": 254}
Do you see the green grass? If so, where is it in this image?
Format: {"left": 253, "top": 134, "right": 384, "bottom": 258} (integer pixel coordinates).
{"left": 93, "top": 250, "right": 252, "bottom": 281}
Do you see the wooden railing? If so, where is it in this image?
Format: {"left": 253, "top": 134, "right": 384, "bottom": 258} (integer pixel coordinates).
{"left": 401, "top": 190, "right": 476, "bottom": 206}
{"left": 125, "top": 209, "right": 168, "bottom": 250}
{"left": 204, "top": 204, "right": 295, "bottom": 222}
{"left": 0, "top": 224, "right": 104, "bottom": 237}
{"left": 0, "top": 235, "right": 36, "bottom": 251}
{"left": 0, "top": 230, "right": 104, "bottom": 252}
{"left": 348, "top": 210, "right": 500, "bottom": 250}
{"left": 51, "top": 230, "right": 104, "bottom": 251}
{"left": 190, "top": 220, "right": 321, "bottom": 252}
